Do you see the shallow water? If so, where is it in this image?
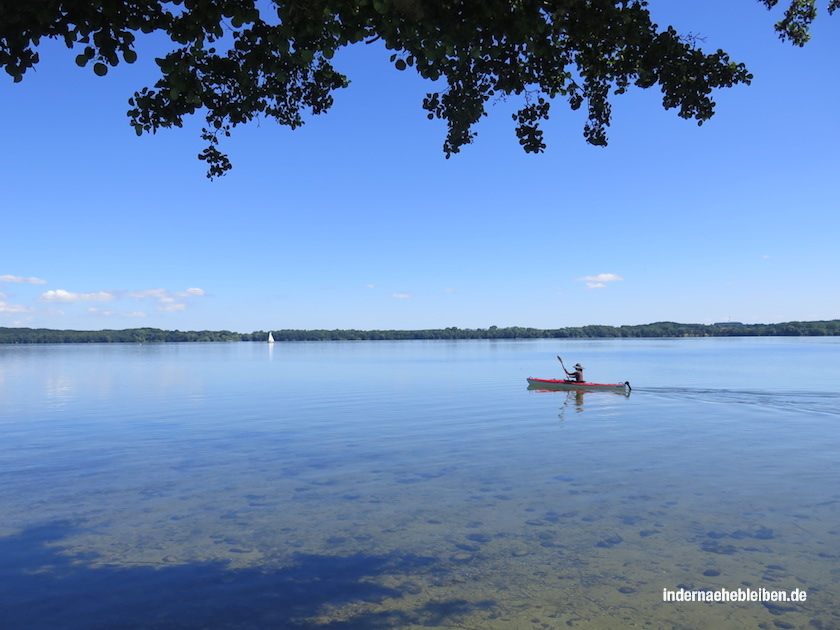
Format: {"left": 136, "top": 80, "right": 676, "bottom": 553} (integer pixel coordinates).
{"left": 1, "top": 338, "right": 839, "bottom": 629}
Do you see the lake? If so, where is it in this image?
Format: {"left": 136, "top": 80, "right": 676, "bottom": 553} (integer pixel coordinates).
{"left": 1, "top": 337, "right": 838, "bottom": 629}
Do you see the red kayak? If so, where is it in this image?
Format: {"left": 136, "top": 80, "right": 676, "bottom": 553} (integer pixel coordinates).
{"left": 527, "top": 378, "right": 631, "bottom": 392}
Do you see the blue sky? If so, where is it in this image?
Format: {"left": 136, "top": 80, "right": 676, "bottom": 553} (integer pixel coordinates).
{"left": 2, "top": 1, "right": 838, "bottom": 332}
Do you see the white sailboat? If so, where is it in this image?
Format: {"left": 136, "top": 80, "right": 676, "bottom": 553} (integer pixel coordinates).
{"left": 267, "top": 332, "right": 275, "bottom": 343}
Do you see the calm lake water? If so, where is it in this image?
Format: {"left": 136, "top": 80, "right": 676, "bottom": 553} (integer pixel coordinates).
{"left": 1, "top": 338, "right": 838, "bottom": 629}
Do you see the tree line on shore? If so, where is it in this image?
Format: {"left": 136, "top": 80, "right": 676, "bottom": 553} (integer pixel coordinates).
{"left": 2, "top": 320, "right": 839, "bottom": 344}
{"left": 0, "top": 327, "right": 243, "bottom": 344}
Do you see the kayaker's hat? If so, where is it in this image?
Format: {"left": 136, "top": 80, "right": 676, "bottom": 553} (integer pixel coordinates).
{"left": 574, "top": 363, "right": 583, "bottom": 369}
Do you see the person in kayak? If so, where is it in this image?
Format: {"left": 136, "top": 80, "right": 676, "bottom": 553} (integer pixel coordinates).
{"left": 564, "top": 363, "right": 585, "bottom": 382}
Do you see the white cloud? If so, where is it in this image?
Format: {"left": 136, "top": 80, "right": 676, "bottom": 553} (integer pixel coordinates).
{"left": 0, "top": 301, "right": 34, "bottom": 313}
{"left": 38, "top": 289, "right": 115, "bottom": 303}
{"left": 31, "top": 286, "right": 205, "bottom": 314}
{"left": 127, "top": 287, "right": 206, "bottom": 311}
{"left": 443, "top": 288, "right": 455, "bottom": 293}
{"left": 88, "top": 307, "right": 149, "bottom": 317}
{"left": 175, "top": 287, "right": 205, "bottom": 297}
{"left": 575, "top": 273, "right": 623, "bottom": 289}
{"left": 576, "top": 273, "right": 623, "bottom": 283}
{"left": 365, "top": 284, "right": 375, "bottom": 289}
{"left": 0, "top": 275, "right": 47, "bottom": 284}
{"left": 127, "top": 288, "right": 169, "bottom": 300}
{"left": 128, "top": 288, "right": 206, "bottom": 301}
{"left": 391, "top": 293, "right": 413, "bottom": 299}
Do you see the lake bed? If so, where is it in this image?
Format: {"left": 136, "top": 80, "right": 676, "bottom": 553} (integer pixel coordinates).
{"left": 1, "top": 338, "right": 838, "bottom": 629}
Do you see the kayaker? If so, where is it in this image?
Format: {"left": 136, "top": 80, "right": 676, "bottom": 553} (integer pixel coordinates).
{"left": 565, "top": 363, "right": 585, "bottom": 382}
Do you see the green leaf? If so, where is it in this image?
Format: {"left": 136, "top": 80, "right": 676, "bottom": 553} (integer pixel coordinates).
{"left": 75, "top": 54, "right": 87, "bottom": 67}
{"left": 395, "top": 59, "right": 407, "bottom": 71}
{"left": 93, "top": 62, "right": 108, "bottom": 76}
{"left": 123, "top": 49, "right": 138, "bottom": 64}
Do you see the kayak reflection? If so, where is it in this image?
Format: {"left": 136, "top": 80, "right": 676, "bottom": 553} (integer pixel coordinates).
{"left": 527, "top": 383, "right": 631, "bottom": 418}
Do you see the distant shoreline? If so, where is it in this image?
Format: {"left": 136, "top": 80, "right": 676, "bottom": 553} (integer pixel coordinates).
{"left": 2, "top": 320, "right": 838, "bottom": 344}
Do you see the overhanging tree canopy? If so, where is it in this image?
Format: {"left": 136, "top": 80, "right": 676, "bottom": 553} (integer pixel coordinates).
{"left": 1, "top": 0, "right": 835, "bottom": 178}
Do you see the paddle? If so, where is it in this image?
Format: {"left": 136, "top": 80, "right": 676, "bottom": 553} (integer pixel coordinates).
{"left": 556, "top": 355, "right": 568, "bottom": 375}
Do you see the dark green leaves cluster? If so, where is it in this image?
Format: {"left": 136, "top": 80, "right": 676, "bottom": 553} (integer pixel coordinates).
{"left": 759, "top": 0, "right": 839, "bottom": 45}
{"left": 1, "top": 1, "right": 831, "bottom": 177}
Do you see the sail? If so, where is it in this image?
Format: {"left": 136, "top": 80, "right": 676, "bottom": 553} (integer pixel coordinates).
{"left": 267, "top": 332, "right": 275, "bottom": 343}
